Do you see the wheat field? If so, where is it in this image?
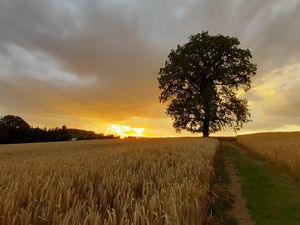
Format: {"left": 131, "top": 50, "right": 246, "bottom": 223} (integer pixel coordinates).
{"left": 237, "top": 132, "right": 300, "bottom": 179}
{"left": 0, "top": 138, "right": 218, "bottom": 225}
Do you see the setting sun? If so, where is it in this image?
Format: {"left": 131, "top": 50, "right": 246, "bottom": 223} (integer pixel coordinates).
{"left": 106, "top": 124, "right": 144, "bottom": 138}
{"left": 1, "top": 1, "right": 300, "bottom": 224}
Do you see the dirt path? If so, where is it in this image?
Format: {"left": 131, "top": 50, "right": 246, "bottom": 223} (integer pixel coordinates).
{"left": 224, "top": 154, "right": 255, "bottom": 225}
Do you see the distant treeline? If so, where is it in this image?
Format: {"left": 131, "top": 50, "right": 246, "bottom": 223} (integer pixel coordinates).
{"left": 0, "top": 115, "right": 117, "bottom": 144}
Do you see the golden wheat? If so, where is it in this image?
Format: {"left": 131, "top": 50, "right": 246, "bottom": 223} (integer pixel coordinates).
{"left": 0, "top": 138, "right": 218, "bottom": 225}
{"left": 237, "top": 132, "right": 300, "bottom": 179}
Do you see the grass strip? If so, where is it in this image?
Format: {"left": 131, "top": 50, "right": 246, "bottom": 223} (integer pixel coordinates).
{"left": 226, "top": 142, "right": 300, "bottom": 225}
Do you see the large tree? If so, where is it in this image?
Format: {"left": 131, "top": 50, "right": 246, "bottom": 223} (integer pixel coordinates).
{"left": 158, "top": 31, "right": 257, "bottom": 137}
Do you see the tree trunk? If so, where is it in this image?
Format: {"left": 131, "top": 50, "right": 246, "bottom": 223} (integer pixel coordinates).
{"left": 203, "top": 117, "right": 209, "bottom": 138}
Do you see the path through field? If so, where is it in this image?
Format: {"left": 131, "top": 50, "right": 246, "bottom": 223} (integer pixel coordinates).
{"left": 223, "top": 141, "right": 300, "bottom": 225}
{"left": 224, "top": 152, "right": 254, "bottom": 225}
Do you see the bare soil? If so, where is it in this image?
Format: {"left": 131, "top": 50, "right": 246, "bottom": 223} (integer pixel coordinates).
{"left": 224, "top": 155, "right": 255, "bottom": 225}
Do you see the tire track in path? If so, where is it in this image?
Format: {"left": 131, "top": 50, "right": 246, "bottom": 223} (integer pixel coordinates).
{"left": 224, "top": 149, "right": 255, "bottom": 225}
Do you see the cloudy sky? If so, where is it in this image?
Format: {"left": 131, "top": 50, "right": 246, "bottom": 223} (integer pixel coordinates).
{"left": 1, "top": 0, "right": 300, "bottom": 136}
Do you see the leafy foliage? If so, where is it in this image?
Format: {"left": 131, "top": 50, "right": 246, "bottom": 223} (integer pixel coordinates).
{"left": 158, "top": 31, "right": 257, "bottom": 137}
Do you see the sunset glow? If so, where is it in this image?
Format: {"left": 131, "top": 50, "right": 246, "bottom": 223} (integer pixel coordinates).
{"left": 106, "top": 124, "right": 144, "bottom": 138}
{"left": 1, "top": 0, "right": 300, "bottom": 136}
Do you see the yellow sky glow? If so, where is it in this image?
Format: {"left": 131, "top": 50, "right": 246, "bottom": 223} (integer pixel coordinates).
{"left": 106, "top": 124, "right": 145, "bottom": 138}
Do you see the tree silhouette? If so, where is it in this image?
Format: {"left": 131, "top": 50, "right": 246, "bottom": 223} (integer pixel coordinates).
{"left": 0, "top": 115, "right": 31, "bottom": 143}
{"left": 158, "top": 31, "right": 257, "bottom": 137}
{"left": 0, "top": 115, "right": 117, "bottom": 144}
{"left": 0, "top": 115, "right": 30, "bottom": 130}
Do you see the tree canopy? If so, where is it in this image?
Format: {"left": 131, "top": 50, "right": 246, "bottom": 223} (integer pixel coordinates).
{"left": 0, "top": 115, "right": 30, "bottom": 130}
{"left": 158, "top": 31, "right": 257, "bottom": 137}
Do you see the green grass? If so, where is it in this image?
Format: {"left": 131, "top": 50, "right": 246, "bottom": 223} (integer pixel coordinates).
{"left": 224, "top": 142, "right": 300, "bottom": 225}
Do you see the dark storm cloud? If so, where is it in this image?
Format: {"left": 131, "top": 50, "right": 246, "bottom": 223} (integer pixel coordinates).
{"left": 1, "top": 0, "right": 300, "bottom": 132}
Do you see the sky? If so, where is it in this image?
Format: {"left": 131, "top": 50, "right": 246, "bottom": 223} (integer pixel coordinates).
{"left": 1, "top": 0, "right": 300, "bottom": 137}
